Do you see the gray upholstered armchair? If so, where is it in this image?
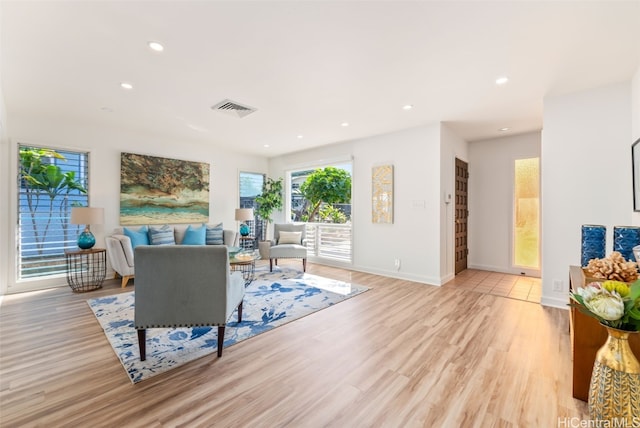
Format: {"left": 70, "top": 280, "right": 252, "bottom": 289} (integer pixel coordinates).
{"left": 134, "top": 245, "right": 245, "bottom": 360}
{"left": 269, "top": 223, "right": 308, "bottom": 272}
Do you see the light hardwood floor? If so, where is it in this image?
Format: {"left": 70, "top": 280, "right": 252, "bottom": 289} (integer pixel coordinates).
{"left": 1, "top": 261, "right": 587, "bottom": 427}
{"left": 445, "top": 269, "right": 542, "bottom": 303}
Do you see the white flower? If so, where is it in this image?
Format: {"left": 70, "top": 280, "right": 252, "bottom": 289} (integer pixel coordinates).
{"left": 577, "top": 282, "right": 601, "bottom": 301}
{"left": 582, "top": 287, "right": 625, "bottom": 321}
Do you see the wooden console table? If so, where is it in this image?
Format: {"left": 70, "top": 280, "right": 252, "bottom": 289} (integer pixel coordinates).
{"left": 568, "top": 265, "right": 640, "bottom": 401}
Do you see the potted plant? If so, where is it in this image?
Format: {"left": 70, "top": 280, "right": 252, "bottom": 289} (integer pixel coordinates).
{"left": 255, "top": 177, "right": 283, "bottom": 258}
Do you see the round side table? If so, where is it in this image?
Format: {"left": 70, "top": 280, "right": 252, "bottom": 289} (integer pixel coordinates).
{"left": 64, "top": 248, "right": 107, "bottom": 292}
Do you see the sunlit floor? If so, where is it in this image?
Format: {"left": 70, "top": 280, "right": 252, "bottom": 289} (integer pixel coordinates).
{"left": 444, "top": 269, "right": 541, "bottom": 303}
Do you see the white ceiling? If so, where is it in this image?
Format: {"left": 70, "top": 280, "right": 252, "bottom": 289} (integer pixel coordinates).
{"left": 2, "top": 1, "right": 639, "bottom": 157}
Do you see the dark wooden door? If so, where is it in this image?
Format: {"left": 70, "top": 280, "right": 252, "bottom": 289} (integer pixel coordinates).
{"left": 455, "top": 158, "right": 469, "bottom": 274}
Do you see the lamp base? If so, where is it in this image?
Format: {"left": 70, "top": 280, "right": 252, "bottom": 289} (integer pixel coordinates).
{"left": 240, "top": 223, "right": 250, "bottom": 236}
{"left": 77, "top": 231, "right": 96, "bottom": 249}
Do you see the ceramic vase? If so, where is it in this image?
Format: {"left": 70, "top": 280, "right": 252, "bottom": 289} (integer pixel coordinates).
{"left": 581, "top": 225, "right": 606, "bottom": 267}
{"left": 588, "top": 326, "right": 640, "bottom": 424}
{"left": 613, "top": 226, "right": 640, "bottom": 262}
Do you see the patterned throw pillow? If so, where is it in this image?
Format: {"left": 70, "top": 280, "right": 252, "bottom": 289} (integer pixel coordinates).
{"left": 148, "top": 224, "right": 176, "bottom": 246}
{"left": 123, "top": 226, "right": 150, "bottom": 248}
{"left": 206, "top": 222, "right": 224, "bottom": 245}
{"left": 278, "top": 231, "right": 302, "bottom": 245}
{"left": 182, "top": 224, "right": 206, "bottom": 245}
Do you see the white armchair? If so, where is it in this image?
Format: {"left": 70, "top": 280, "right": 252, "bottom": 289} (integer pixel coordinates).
{"left": 269, "top": 223, "right": 308, "bottom": 272}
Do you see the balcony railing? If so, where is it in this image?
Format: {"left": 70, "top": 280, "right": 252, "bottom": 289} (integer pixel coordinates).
{"left": 304, "top": 223, "right": 352, "bottom": 264}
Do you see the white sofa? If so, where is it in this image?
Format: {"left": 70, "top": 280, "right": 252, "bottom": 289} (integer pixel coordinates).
{"left": 105, "top": 224, "right": 237, "bottom": 288}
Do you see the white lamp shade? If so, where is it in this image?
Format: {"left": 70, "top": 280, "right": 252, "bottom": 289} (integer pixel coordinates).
{"left": 235, "top": 208, "right": 254, "bottom": 222}
{"left": 70, "top": 207, "right": 104, "bottom": 225}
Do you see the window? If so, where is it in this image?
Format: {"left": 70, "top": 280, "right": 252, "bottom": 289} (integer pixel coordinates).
{"left": 288, "top": 162, "right": 353, "bottom": 264}
{"left": 514, "top": 157, "right": 540, "bottom": 269}
{"left": 239, "top": 171, "right": 264, "bottom": 239}
{"left": 17, "top": 145, "right": 89, "bottom": 279}
{"left": 289, "top": 163, "right": 352, "bottom": 223}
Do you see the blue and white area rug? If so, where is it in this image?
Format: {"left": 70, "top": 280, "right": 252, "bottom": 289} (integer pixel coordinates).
{"left": 87, "top": 268, "right": 368, "bottom": 383}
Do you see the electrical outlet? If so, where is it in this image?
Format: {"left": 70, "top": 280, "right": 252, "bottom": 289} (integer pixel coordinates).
{"left": 553, "top": 279, "right": 563, "bottom": 292}
{"left": 394, "top": 258, "right": 401, "bottom": 271}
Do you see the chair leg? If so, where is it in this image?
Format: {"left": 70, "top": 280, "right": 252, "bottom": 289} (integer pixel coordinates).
{"left": 270, "top": 259, "right": 273, "bottom": 272}
{"left": 137, "top": 329, "right": 146, "bottom": 361}
{"left": 237, "top": 300, "right": 243, "bottom": 323}
{"left": 217, "top": 326, "right": 225, "bottom": 357}
{"left": 303, "top": 258, "right": 307, "bottom": 272}
{"left": 121, "top": 275, "right": 133, "bottom": 288}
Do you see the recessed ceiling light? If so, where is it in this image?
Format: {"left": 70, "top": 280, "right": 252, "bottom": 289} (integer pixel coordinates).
{"left": 402, "top": 104, "right": 413, "bottom": 110}
{"left": 495, "top": 76, "right": 509, "bottom": 85}
{"left": 341, "top": 122, "right": 349, "bottom": 127}
{"left": 148, "top": 41, "right": 164, "bottom": 52}
{"left": 263, "top": 144, "right": 270, "bottom": 148}
{"left": 120, "top": 82, "right": 133, "bottom": 90}
{"left": 297, "top": 135, "right": 303, "bottom": 139}
{"left": 499, "top": 127, "right": 510, "bottom": 132}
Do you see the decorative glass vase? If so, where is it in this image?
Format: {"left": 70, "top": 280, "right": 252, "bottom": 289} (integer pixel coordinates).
{"left": 239, "top": 223, "right": 250, "bottom": 236}
{"left": 581, "top": 225, "right": 606, "bottom": 267}
{"left": 77, "top": 230, "right": 96, "bottom": 250}
{"left": 613, "top": 226, "right": 640, "bottom": 262}
{"left": 588, "top": 326, "right": 640, "bottom": 424}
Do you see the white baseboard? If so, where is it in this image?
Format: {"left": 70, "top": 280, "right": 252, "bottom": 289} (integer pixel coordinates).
{"left": 308, "top": 258, "right": 443, "bottom": 286}
{"left": 540, "top": 295, "right": 569, "bottom": 309}
{"left": 468, "top": 263, "right": 540, "bottom": 278}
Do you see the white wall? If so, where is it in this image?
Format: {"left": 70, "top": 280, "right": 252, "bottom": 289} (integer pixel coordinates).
{"left": 541, "top": 82, "right": 632, "bottom": 308}
{"left": 467, "top": 132, "right": 541, "bottom": 276}
{"left": 3, "top": 114, "right": 268, "bottom": 293}
{"left": 440, "top": 123, "right": 468, "bottom": 282}
{"left": 270, "top": 123, "right": 453, "bottom": 285}
{"left": 632, "top": 67, "right": 640, "bottom": 226}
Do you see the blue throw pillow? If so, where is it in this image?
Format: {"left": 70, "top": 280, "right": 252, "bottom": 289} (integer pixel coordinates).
{"left": 182, "top": 224, "right": 206, "bottom": 245}
{"left": 123, "top": 226, "right": 150, "bottom": 248}
{"left": 206, "top": 222, "right": 224, "bottom": 245}
{"left": 148, "top": 224, "right": 176, "bottom": 245}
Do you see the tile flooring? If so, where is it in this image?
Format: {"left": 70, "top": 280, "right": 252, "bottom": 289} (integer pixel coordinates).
{"left": 444, "top": 269, "right": 541, "bottom": 303}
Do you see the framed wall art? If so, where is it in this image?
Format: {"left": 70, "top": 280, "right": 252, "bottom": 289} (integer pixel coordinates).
{"left": 120, "top": 152, "right": 210, "bottom": 225}
{"left": 372, "top": 164, "right": 393, "bottom": 224}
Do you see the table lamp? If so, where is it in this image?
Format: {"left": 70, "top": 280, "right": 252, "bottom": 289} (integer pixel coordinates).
{"left": 70, "top": 207, "right": 104, "bottom": 249}
{"left": 235, "top": 208, "right": 254, "bottom": 237}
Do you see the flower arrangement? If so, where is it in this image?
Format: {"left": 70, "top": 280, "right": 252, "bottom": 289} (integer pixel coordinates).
{"left": 570, "top": 279, "right": 640, "bottom": 331}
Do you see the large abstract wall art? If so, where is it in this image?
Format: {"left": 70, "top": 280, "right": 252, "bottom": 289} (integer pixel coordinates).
{"left": 120, "top": 153, "right": 210, "bottom": 225}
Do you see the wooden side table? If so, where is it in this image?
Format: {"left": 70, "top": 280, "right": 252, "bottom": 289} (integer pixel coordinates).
{"left": 65, "top": 248, "right": 107, "bottom": 292}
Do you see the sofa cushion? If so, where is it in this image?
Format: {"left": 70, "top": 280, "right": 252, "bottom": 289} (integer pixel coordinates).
{"left": 149, "top": 224, "right": 176, "bottom": 246}
{"left": 278, "top": 231, "right": 302, "bottom": 245}
{"left": 124, "top": 226, "right": 150, "bottom": 248}
{"left": 182, "top": 224, "right": 206, "bottom": 245}
{"left": 206, "top": 222, "right": 224, "bottom": 245}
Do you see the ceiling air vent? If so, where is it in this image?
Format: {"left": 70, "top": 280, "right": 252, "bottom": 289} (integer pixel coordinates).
{"left": 211, "top": 99, "right": 257, "bottom": 118}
